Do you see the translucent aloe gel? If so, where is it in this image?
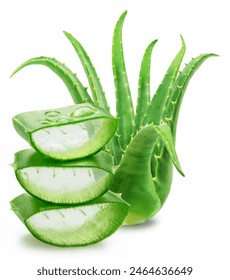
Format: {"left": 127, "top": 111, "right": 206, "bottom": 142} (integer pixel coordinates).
{"left": 11, "top": 192, "right": 129, "bottom": 246}
{"left": 13, "top": 149, "right": 114, "bottom": 204}
{"left": 13, "top": 104, "right": 117, "bottom": 160}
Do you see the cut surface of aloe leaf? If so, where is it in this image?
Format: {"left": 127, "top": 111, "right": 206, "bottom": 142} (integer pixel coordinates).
{"left": 10, "top": 192, "right": 129, "bottom": 247}
{"left": 13, "top": 149, "right": 114, "bottom": 204}
{"left": 12, "top": 104, "right": 117, "bottom": 160}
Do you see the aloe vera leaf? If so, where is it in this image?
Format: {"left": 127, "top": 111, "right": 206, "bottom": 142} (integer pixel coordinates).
{"left": 112, "top": 11, "right": 134, "bottom": 159}
{"left": 11, "top": 57, "right": 92, "bottom": 104}
{"left": 134, "top": 40, "right": 158, "bottom": 134}
{"left": 63, "top": 31, "right": 110, "bottom": 112}
{"left": 111, "top": 122, "right": 183, "bottom": 225}
{"left": 13, "top": 104, "right": 117, "bottom": 160}
{"left": 10, "top": 192, "right": 129, "bottom": 247}
{"left": 12, "top": 149, "right": 114, "bottom": 204}
{"left": 144, "top": 37, "right": 185, "bottom": 200}
{"left": 151, "top": 53, "right": 217, "bottom": 205}
{"left": 143, "top": 36, "right": 186, "bottom": 126}
{"left": 163, "top": 53, "right": 218, "bottom": 138}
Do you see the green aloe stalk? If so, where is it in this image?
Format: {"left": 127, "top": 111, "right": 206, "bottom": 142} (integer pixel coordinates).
{"left": 11, "top": 11, "right": 216, "bottom": 229}
{"left": 112, "top": 11, "right": 134, "bottom": 162}
{"left": 63, "top": 31, "right": 110, "bottom": 112}
{"left": 134, "top": 39, "right": 158, "bottom": 134}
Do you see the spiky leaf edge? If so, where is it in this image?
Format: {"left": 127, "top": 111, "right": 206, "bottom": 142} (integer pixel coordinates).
{"left": 134, "top": 39, "right": 158, "bottom": 134}
{"left": 163, "top": 53, "right": 218, "bottom": 138}
{"left": 63, "top": 31, "right": 110, "bottom": 112}
{"left": 112, "top": 11, "right": 134, "bottom": 163}
{"left": 11, "top": 57, "right": 92, "bottom": 104}
{"left": 143, "top": 35, "right": 186, "bottom": 127}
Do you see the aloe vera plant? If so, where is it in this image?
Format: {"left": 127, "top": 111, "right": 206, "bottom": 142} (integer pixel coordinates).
{"left": 11, "top": 192, "right": 129, "bottom": 246}
{"left": 13, "top": 149, "right": 114, "bottom": 204}
{"left": 11, "top": 10, "right": 216, "bottom": 239}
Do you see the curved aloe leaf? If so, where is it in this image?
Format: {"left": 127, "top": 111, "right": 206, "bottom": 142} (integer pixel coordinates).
{"left": 143, "top": 35, "right": 186, "bottom": 126}
{"left": 13, "top": 149, "right": 114, "bottom": 204}
{"left": 110, "top": 122, "right": 184, "bottom": 225}
{"left": 13, "top": 104, "right": 117, "bottom": 160}
{"left": 134, "top": 40, "right": 158, "bottom": 134}
{"left": 63, "top": 31, "right": 110, "bottom": 112}
{"left": 11, "top": 57, "right": 92, "bottom": 104}
{"left": 163, "top": 53, "right": 218, "bottom": 138}
{"left": 133, "top": 37, "right": 186, "bottom": 203}
{"left": 10, "top": 192, "right": 129, "bottom": 247}
{"left": 112, "top": 11, "right": 134, "bottom": 160}
{"left": 150, "top": 53, "right": 217, "bottom": 205}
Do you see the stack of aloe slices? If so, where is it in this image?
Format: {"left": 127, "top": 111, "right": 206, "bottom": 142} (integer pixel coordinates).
{"left": 11, "top": 103, "right": 129, "bottom": 247}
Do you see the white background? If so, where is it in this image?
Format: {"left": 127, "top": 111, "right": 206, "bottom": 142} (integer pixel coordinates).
{"left": 0, "top": 0, "right": 229, "bottom": 279}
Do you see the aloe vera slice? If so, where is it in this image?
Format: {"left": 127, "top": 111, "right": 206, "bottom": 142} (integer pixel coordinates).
{"left": 10, "top": 192, "right": 129, "bottom": 247}
{"left": 12, "top": 149, "right": 114, "bottom": 204}
{"left": 12, "top": 104, "right": 117, "bottom": 160}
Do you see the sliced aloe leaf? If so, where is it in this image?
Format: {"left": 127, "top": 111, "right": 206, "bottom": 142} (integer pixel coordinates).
{"left": 13, "top": 103, "right": 118, "bottom": 160}
{"left": 13, "top": 149, "right": 114, "bottom": 204}
{"left": 10, "top": 192, "right": 129, "bottom": 247}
